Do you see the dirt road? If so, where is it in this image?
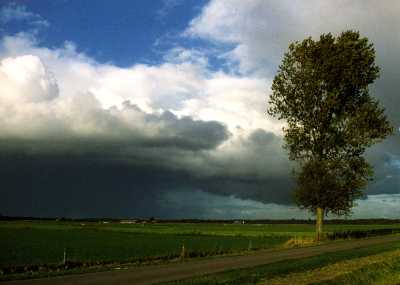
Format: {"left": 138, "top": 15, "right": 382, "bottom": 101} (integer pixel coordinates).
{"left": 3, "top": 235, "right": 400, "bottom": 285}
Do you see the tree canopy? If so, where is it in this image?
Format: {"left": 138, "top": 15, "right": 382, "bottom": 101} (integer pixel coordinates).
{"left": 268, "top": 30, "right": 393, "bottom": 217}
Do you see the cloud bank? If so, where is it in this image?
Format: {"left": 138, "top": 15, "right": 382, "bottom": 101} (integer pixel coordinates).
{"left": 0, "top": 33, "right": 293, "bottom": 217}
{"left": 0, "top": 1, "right": 399, "bottom": 218}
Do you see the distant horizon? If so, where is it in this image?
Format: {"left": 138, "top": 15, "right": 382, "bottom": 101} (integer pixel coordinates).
{"left": 3, "top": 215, "right": 400, "bottom": 223}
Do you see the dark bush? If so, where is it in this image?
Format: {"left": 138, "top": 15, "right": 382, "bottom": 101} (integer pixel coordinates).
{"left": 328, "top": 228, "right": 400, "bottom": 240}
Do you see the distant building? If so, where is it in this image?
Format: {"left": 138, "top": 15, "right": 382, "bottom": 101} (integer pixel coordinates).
{"left": 120, "top": 220, "right": 137, "bottom": 224}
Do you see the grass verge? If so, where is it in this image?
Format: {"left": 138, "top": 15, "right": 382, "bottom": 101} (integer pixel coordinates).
{"left": 261, "top": 249, "right": 400, "bottom": 285}
{"left": 312, "top": 255, "right": 400, "bottom": 285}
{"left": 159, "top": 240, "right": 400, "bottom": 285}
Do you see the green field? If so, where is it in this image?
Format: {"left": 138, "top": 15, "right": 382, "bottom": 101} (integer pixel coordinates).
{"left": 4, "top": 220, "right": 400, "bottom": 236}
{"left": 1, "top": 221, "right": 400, "bottom": 270}
{"left": 0, "top": 228, "right": 286, "bottom": 268}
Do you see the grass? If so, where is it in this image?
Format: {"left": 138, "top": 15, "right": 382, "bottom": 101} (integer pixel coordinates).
{"left": 2, "top": 220, "right": 400, "bottom": 237}
{"left": 0, "top": 225, "right": 287, "bottom": 268}
{"left": 2, "top": 220, "right": 400, "bottom": 281}
{"left": 261, "top": 249, "right": 400, "bottom": 284}
{"left": 159, "top": 240, "right": 400, "bottom": 285}
{"left": 313, "top": 255, "right": 400, "bottom": 285}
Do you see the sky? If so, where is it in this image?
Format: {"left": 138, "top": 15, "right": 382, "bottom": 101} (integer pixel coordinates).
{"left": 0, "top": 0, "right": 399, "bottom": 219}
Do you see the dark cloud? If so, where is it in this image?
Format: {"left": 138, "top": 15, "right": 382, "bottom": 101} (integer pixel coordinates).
{"left": 0, "top": 128, "right": 295, "bottom": 217}
{"left": 364, "top": 150, "right": 400, "bottom": 196}
{"left": 0, "top": 155, "right": 188, "bottom": 218}
{"left": 0, "top": 153, "right": 291, "bottom": 218}
{"left": 143, "top": 110, "right": 230, "bottom": 151}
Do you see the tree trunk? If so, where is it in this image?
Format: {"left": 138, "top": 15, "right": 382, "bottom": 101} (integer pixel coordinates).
{"left": 316, "top": 207, "right": 324, "bottom": 241}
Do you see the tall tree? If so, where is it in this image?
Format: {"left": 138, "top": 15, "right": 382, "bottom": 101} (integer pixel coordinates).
{"left": 268, "top": 31, "right": 393, "bottom": 240}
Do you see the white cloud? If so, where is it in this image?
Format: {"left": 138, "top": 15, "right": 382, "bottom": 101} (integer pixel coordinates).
{"left": 0, "top": 3, "right": 49, "bottom": 27}
{"left": 0, "top": 33, "right": 280, "bottom": 138}
{"left": 156, "top": 0, "right": 184, "bottom": 19}
{"left": 187, "top": 0, "right": 400, "bottom": 75}
{"left": 0, "top": 55, "right": 58, "bottom": 103}
{"left": 163, "top": 47, "right": 209, "bottom": 67}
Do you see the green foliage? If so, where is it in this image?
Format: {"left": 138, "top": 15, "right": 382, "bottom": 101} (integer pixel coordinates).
{"left": 295, "top": 156, "right": 372, "bottom": 215}
{"left": 268, "top": 30, "right": 393, "bottom": 215}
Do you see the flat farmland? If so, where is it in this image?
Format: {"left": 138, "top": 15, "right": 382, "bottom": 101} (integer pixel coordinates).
{"left": 1, "top": 221, "right": 400, "bottom": 269}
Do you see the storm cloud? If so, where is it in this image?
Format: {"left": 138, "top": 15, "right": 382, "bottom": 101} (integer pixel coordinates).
{"left": 0, "top": 46, "right": 291, "bottom": 217}
{"left": 1, "top": 1, "right": 399, "bottom": 218}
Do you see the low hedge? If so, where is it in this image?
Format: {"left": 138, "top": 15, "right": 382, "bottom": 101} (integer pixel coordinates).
{"left": 328, "top": 228, "right": 400, "bottom": 240}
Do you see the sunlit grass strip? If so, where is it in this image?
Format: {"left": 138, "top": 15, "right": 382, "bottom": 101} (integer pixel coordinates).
{"left": 3, "top": 221, "right": 400, "bottom": 238}
{"left": 161, "top": 241, "right": 400, "bottom": 285}
{"left": 313, "top": 257, "right": 400, "bottom": 285}
{"left": 259, "top": 249, "right": 400, "bottom": 285}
